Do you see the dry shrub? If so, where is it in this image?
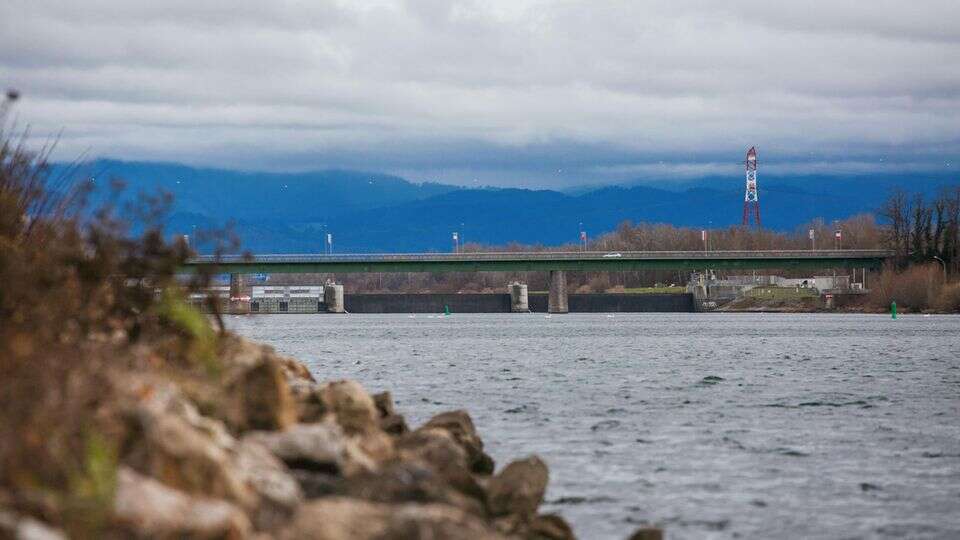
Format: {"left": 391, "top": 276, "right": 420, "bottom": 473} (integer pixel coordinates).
{"left": 934, "top": 282, "right": 960, "bottom": 313}
{"left": 867, "top": 264, "right": 942, "bottom": 311}
{"left": 605, "top": 285, "right": 626, "bottom": 293}
{"left": 0, "top": 94, "right": 224, "bottom": 534}
{"left": 574, "top": 284, "right": 593, "bottom": 293}
{"left": 586, "top": 275, "right": 610, "bottom": 292}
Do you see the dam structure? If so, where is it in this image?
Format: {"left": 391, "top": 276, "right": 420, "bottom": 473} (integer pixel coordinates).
{"left": 185, "top": 250, "right": 893, "bottom": 314}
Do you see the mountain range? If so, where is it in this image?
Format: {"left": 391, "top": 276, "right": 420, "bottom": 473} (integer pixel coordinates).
{"left": 65, "top": 159, "right": 958, "bottom": 253}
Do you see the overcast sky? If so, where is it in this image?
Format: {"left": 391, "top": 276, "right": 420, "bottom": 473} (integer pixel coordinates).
{"left": 3, "top": 0, "right": 959, "bottom": 187}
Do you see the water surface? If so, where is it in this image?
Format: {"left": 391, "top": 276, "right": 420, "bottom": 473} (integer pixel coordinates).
{"left": 228, "top": 313, "right": 960, "bottom": 539}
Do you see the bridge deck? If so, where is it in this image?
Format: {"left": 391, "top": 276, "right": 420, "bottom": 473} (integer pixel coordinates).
{"left": 185, "top": 250, "right": 893, "bottom": 273}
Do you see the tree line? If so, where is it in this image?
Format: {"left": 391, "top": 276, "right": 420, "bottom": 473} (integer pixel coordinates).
{"left": 879, "top": 187, "right": 960, "bottom": 274}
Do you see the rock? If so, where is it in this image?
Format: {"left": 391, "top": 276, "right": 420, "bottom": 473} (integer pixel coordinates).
{"left": 279, "top": 497, "right": 506, "bottom": 540}
{"left": 487, "top": 456, "right": 549, "bottom": 519}
{"left": 113, "top": 467, "right": 252, "bottom": 539}
{"left": 372, "top": 391, "right": 408, "bottom": 435}
{"left": 288, "top": 379, "right": 326, "bottom": 423}
{"left": 274, "top": 354, "right": 315, "bottom": 384}
{"left": 124, "top": 405, "right": 258, "bottom": 511}
{"left": 626, "top": 527, "right": 664, "bottom": 540}
{"left": 421, "top": 410, "right": 495, "bottom": 475}
{"left": 0, "top": 509, "right": 67, "bottom": 540}
{"left": 319, "top": 380, "right": 379, "bottom": 435}
{"left": 235, "top": 440, "right": 302, "bottom": 531}
{"left": 338, "top": 462, "right": 486, "bottom": 516}
{"left": 227, "top": 356, "right": 297, "bottom": 432}
{"left": 396, "top": 429, "right": 486, "bottom": 506}
{"left": 219, "top": 336, "right": 312, "bottom": 384}
{"left": 380, "top": 413, "right": 409, "bottom": 435}
{"left": 290, "top": 470, "right": 342, "bottom": 498}
{"left": 528, "top": 514, "right": 576, "bottom": 540}
{"left": 353, "top": 429, "right": 396, "bottom": 464}
{"left": 121, "top": 378, "right": 301, "bottom": 530}
{"left": 372, "top": 391, "right": 396, "bottom": 417}
{"left": 243, "top": 422, "right": 347, "bottom": 474}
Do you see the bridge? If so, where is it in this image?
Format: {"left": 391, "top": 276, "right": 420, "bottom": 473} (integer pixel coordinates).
{"left": 184, "top": 249, "right": 893, "bottom": 314}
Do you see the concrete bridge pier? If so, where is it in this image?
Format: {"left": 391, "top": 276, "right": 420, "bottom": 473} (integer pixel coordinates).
{"left": 509, "top": 282, "right": 529, "bottom": 312}
{"left": 228, "top": 273, "right": 249, "bottom": 314}
{"left": 548, "top": 270, "right": 568, "bottom": 314}
{"left": 324, "top": 283, "right": 345, "bottom": 313}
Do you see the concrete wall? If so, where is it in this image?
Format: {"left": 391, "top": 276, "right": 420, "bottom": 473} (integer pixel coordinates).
{"left": 199, "top": 292, "right": 696, "bottom": 313}
{"left": 345, "top": 294, "right": 512, "bottom": 313}
{"left": 528, "top": 293, "right": 695, "bottom": 313}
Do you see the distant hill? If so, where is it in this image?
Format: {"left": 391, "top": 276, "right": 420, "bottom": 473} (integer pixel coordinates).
{"left": 59, "top": 159, "right": 959, "bottom": 253}
{"left": 72, "top": 159, "right": 456, "bottom": 223}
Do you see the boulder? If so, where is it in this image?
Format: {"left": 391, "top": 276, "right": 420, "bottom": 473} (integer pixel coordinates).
{"left": 352, "top": 429, "right": 396, "bottom": 464}
{"left": 112, "top": 467, "right": 252, "bottom": 539}
{"left": 319, "top": 380, "right": 379, "bottom": 435}
{"left": 372, "top": 391, "right": 408, "bottom": 435}
{"left": 487, "top": 456, "right": 549, "bottom": 519}
{"left": 372, "top": 391, "right": 396, "bottom": 417}
{"left": 626, "top": 528, "right": 663, "bottom": 540}
{"left": 396, "top": 429, "right": 486, "bottom": 505}
{"left": 218, "top": 336, "right": 312, "bottom": 384}
{"left": 121, "top": 379, "right": 301, "bottom": 530}
{"left": 279, "top": 497, "right": 507, "bottom": 540}
{"left": 0, "top": 509, "right": 66, "bottom": 540}
{"left": 290, "top": 470, "right": 342, "bottom": 499}
{"left": 234, "top": 440, "right": 302, "bottom": 531}
{"left": 227, "top": 357, "right": 297, "bottom": 432}
{"left": 287, "top": 379, "right": 325, "bottom": 423}
{"left": 338, "top": 461, "right": 486, "bottom": 516}
{"left": 420, "top": 410, "right": 495, "bottom": 475}
{"left": 243, "top": 422, "right": 348, "bottom": 474}
{"left": 124, "top": 404, "right": 258, "bottom": 511}
{"left": 529, "top": 514, "right": 576, "bottom": 540}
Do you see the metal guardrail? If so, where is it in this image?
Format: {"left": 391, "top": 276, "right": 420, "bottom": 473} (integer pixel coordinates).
{"left": 189, "top": 249, "right": 894, "bottom": 265}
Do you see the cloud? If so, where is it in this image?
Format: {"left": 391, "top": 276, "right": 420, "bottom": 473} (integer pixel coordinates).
{"left": 2, "top": 0, "right": 959, "bottom": 187}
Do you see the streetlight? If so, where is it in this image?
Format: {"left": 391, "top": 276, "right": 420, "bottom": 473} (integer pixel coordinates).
{"left": 578, "top": 222, "right": 586, "bottom": 252}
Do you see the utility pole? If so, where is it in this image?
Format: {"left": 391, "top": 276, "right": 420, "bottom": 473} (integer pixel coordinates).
{"left": 809, "top": 228, "right": 815, "bottom": 251}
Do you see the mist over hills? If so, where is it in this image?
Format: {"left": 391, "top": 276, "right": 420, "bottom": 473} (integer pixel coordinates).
{"left": 68, "top": 159, "right": 958, "bottom": 253}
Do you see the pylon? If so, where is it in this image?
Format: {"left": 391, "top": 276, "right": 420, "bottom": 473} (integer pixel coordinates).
{"left": 742, "top": 146, "right": 761, "bottom": 228}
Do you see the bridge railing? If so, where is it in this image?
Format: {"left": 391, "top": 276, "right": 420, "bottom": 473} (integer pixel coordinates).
{"left": 187, "top": 249, "right": 894, "bottom": 265}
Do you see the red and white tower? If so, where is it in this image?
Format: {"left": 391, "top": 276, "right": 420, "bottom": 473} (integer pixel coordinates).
{"left": 742, "top": 146, "right": 761, "bottom": 228}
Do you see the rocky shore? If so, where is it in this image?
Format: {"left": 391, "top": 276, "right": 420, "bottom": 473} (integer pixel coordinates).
{"left": 1, "top": 333, "right": 661, "bottom": 539}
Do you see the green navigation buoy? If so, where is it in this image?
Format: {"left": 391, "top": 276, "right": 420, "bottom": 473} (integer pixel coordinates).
{"left": 891, "top": 300, "right": 897, "bottom": 319}
{"left": 444, "top": 304, "right": 450, "bottom": 316}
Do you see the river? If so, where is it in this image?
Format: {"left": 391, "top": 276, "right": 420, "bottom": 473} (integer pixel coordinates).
{"left": 227, "top": 313, "right": 960, "bottom": 540}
